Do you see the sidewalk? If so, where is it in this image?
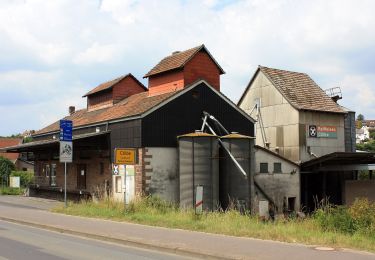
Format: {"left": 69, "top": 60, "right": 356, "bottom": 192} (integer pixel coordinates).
{"left": 0, "top": 196, "right": 374, "bottom": 260}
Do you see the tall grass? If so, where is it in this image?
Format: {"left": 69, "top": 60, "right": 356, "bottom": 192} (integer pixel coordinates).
{"left": 53, "top": 196, "right": 375, "bottom": 252}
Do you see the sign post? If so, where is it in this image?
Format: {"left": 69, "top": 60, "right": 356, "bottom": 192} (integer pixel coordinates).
{"left": 60, "top": 120, "right": 73, "bottom": 207}
{"left": 195, "top": 185, "right": 203, "bottom": 215}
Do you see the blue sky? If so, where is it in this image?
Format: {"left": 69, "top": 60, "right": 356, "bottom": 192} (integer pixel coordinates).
{"left": 0, "top": 0, "right": 374, "bottom": 136}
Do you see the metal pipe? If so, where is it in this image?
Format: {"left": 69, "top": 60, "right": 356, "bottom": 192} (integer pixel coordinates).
{"left": 204, "top": 121, "right": 247, "bottom": 177}
{"left": 203, "top": 111, "right": 229, "bottom": 135}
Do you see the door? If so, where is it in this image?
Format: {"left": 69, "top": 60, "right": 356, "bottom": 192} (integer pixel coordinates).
{"left": 77, "top": 164, "right": 87, "bottom": 189}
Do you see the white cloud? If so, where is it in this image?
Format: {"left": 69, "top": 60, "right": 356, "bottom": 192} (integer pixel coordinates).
{"left": 0, "top": 0, "right": 375, "bottom": 135}
{"left": 73, "top": 42, "right": 120, "bottom": 65}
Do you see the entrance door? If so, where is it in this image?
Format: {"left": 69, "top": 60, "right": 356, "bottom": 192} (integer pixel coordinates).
{"left": 77, "top": 164, "right": 87, "bottom": 189}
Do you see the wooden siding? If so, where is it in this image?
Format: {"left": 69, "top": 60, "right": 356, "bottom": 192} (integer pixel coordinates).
{"left": 142, "top": 82, "right": 254, "bottom": 147}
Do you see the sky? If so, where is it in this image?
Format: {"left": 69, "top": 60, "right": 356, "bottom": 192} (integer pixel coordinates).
{"left": 0, "top": 0, "right": 374, "bottom": 136}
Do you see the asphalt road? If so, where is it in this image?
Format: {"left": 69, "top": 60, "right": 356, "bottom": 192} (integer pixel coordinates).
{"left": 0, "top": 196, "right": 374, "bottom": 260}
{"left": 0, "top": 220, "right": 194, "bottom": 260}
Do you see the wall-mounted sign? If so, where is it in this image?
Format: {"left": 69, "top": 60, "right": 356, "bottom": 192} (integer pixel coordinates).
{"left": 115, "top": 148, "right": 137, "bottom": 165}
{"left": 308, "top": 125, "right": 317, "bottom": 137}
{"left": 308, "top": 125, "right": 337, "bottom": 139}
{"left": 317, "top": 126, "right": 337, "bottom": 138}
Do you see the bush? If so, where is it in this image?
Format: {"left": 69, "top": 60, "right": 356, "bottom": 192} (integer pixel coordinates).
{"left": 10, "top": 171, "right": 34, "bottom": 187}
{"left": 314, "top": 205, "right": 355, "bottom": 234}
{"left": 348, "top": 198, "right": 375, "bottom": 236}
{"left": 314, "top": 198, "right": 375, "bottom": 236}
{"left": 0, "top": 156, "right": 15, "bottom": 182}
{"left": 0, "top": 187, "right": 24, "bottom": 195}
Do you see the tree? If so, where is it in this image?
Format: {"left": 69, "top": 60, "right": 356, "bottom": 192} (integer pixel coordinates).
{"left": 0, "top": 156, "right": 15, "bottom": 185}
{"left": 357, "top": 114, "right": 365, "bottom": 121}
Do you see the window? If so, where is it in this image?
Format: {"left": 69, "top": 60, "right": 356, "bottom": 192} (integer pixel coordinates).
{"left": 51, "top": 164, "right": 57, "bottom": 186}
{"left": 273, "top": 162, "right": 282, "bottom": 173}
{"left": 260, "top": 163, "right": 268, "bottom": 173}
{"left": 45, "top": 164, "right": 50, "bottom": 177}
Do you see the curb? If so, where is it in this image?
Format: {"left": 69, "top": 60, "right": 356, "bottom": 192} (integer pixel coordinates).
{"left": 0, "top": 216, "right": 235, "bottom": 260}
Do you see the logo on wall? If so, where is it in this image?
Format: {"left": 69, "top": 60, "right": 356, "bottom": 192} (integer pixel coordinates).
{"left": 309, "top": 125, "right": 317, "bottom": 137}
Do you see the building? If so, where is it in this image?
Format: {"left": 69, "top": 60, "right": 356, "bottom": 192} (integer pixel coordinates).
{"left": 4, "top": 45, "right": 255, "bottom": 204}
{"left": 0, "top": 138, "right": 34, "bottom": 172}
{"left": 254, "top": 145, "right": 300, "bottom": 216}
{"left": 356, "top": 126, "right": 370, "bottom": 143}
{"left": 238, "top": 66, "right": 375, "bottom": 210}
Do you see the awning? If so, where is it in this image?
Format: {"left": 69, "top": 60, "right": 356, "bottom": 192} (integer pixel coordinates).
{"left": 1, "top": 131, "right": 110, "bottom": 153}
{"left": 301, "top": 152, "right": 375, "bottom": 172}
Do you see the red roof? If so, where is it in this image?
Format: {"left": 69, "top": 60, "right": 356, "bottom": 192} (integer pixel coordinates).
{"left": 0, "top": 138, "right": 22, "bottom": 161}
{"left": 83, "top": 73, "right": 147, "bottom": 97}
{"left": 35, "top": 90, "right": 179, "bottom": 135}
{"left": 144, "top": 44, "right": 225, "bottom": 78}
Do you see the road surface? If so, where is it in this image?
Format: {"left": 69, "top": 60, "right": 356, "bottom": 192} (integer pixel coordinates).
{"left": 0, "top": 220, "right": 193, "bottom": 260}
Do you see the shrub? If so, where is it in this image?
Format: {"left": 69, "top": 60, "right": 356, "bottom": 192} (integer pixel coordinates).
{"left": 10, "top": 171, "right": 34, "bottom": 187}
{"left": 0, "top": 156, "right": 15, "bottom": 182}
{"left": 314, "top": 206, "right": 355, "bottom": 234}
{"left": 348, "top": 198, "right": 375, "bottom": 236}
{"left": 0, "top": 187, "right": 24, "bottom": 195}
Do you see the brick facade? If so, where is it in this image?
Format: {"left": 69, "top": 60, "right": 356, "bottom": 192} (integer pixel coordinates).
{"left": 113, "top": 76, "right": 146, "bottom": 103}
{"left": 34, "top": 151, "right": 111, "bottom": 195}
{"left": 184, "top": 51, "right": 220, "bottom": 91}
{"left": 88, "top": 75, "right": 146, "bottom": 111}
{"left": 147, "top": 50, "right": 221, "bottom": 96}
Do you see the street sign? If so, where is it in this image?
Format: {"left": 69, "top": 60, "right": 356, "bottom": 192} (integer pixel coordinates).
{"left": 60, "top": 141, "right": 73, "bottom": 163}
{"left": 60, "top": 120, "right": 73, "bottom": 141}
{"left": 113, "top": 164, "right": 119, "bottom": 175}
{"left": 9, "top": 176, "right": 20, "bottom": 188}
{"left": 115, "top": 148, "right": 137, "bottom": 165}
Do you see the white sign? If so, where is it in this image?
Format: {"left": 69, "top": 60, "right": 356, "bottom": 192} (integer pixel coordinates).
{"left": 60, "top": 141, "right": 73, "bottom": 163}
{"left": 9, "top": 176, "right": 20, "bottom": 188}
{"left": 195, "top": 185, "right": 203, "bottom": 214}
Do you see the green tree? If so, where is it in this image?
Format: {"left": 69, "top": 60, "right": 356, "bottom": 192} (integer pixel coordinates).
{"left": 0, "top": 156, "right": 15, "bottom": 185}
{"left": 357, "top": 114, "right": 365, "bottom": 121}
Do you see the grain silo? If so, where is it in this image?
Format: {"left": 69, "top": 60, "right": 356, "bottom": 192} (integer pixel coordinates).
{"left": 178, "top": 131, "right": 219, "bottom": 211}
{"left": 220, "top": 133, "right": 255, "bottom": 210}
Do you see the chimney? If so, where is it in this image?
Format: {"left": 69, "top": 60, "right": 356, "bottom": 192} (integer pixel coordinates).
{"left": 69, "top": 106, "right": 75, "bottom": 115}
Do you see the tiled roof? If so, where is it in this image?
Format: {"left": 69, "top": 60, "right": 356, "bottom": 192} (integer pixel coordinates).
{"left": 83, "top": 73, "right": 146, "bottom": 97}
{"left": 0, "top": 138, "right": 22, "bottom": 161}
{"left": 144, "top": 44, "right": 225, "bottom": 78}
{"left": 259, "top": 66, "right": 345, "bottom": 113}
{"left": 35, "top": 90, "right": 179, "bottom": 135}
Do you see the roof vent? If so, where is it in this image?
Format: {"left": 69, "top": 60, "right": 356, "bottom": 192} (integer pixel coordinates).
{"left": 172, "top": 51, "right": 180, "bottom": 55}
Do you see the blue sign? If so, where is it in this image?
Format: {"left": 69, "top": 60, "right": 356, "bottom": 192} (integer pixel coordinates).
{"left": 60, "top": 120, "right": 73, "bottom": 141}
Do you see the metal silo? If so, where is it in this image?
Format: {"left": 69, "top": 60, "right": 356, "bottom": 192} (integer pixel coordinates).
{"left": 220, "top": 133, "right": 255, "bottom": 210}
{"left": 178, "top": 131, "right": 219, "bottom": 211}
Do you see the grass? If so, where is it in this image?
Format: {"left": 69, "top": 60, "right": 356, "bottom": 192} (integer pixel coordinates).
{"left": 0, "top": 187, "right": 24, "bottom": 195}
{"left": 53, "top": 196, "right": 375, "bottom": 253}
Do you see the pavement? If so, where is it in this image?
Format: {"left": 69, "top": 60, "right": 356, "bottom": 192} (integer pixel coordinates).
{"left": 0, "top": 195, "right": 374, "bottom": 260}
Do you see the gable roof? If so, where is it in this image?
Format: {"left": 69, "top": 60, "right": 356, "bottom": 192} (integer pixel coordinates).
{"left": 143, "top": 44, "right": 225, "bottom": 78}
{"left": 34, "top": 80, "right": 254, "bottom": 136}
{"left": 238, "top": 66, "right": 346, "bottom": 114}
{"left": 83, "top": 73, "right": 147, "bottom": 97}
{"left": 0, "top": 138, "right": 22, "bottom": 161}
{"left": 255, "top": 145, "right": 300, "bottom": 167}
